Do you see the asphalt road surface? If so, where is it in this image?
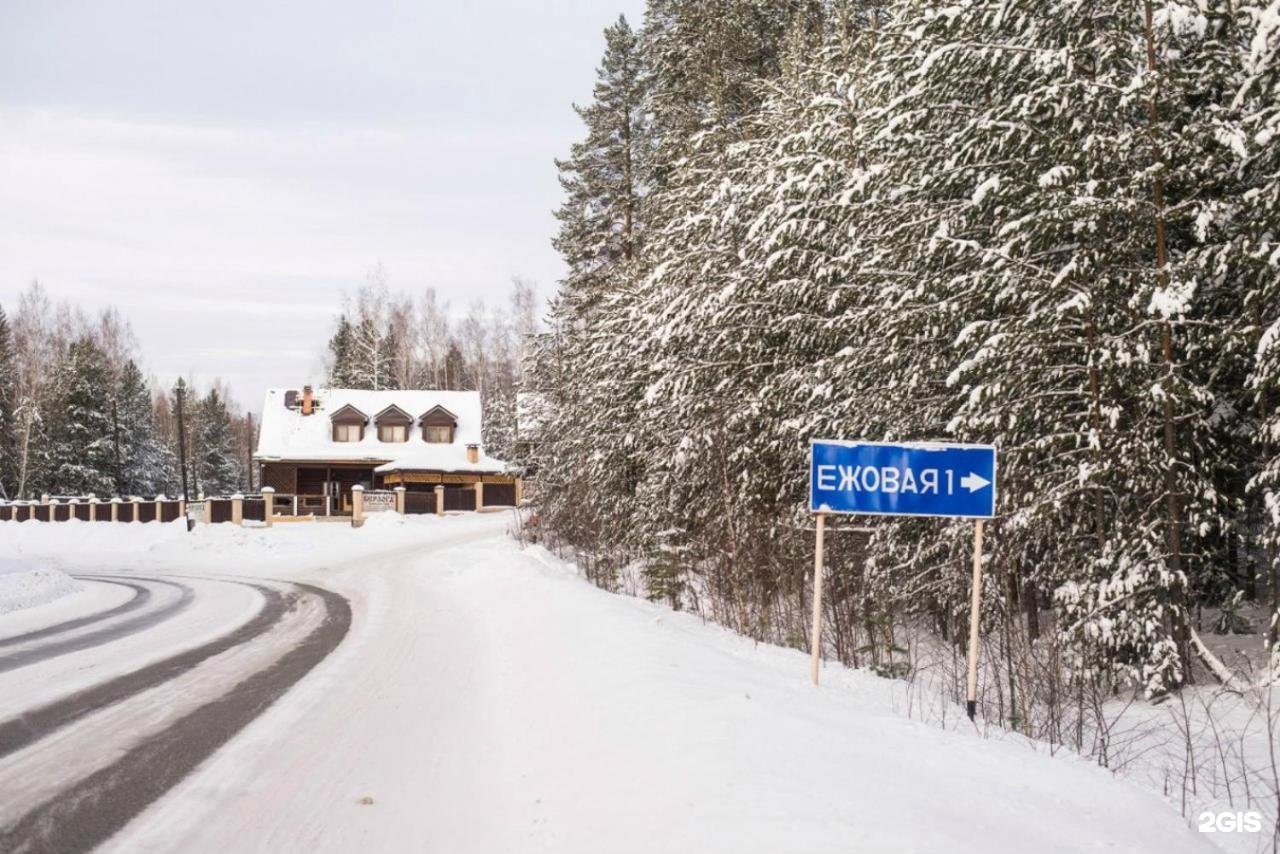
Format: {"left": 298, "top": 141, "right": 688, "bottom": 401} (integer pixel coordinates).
{"left": 0, "top": 573, "right": 351, "bottom": 854}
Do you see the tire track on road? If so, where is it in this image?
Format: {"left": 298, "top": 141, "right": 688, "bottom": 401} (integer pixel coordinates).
{"left": 0, "top": 578, "right": 149, "bottom": 649}
{"left": 0, "top": 578, "right": 282, "bottom": 757}
{"left": 0, "top": 577, "right": 194, "bottom": 675}
{"left": 0, "top": 581, "right": 352, "bottom": 854}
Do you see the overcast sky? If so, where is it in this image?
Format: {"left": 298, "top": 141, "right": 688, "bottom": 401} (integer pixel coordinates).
{"left": 0, "top": 0, "right": 644, "bottom": 411}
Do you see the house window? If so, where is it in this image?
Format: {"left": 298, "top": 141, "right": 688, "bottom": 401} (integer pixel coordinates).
{"left": 423, "top": 425, "right": 452, "bottom": 443}
{"left": 379, "top": 424, "right": 408, "bottom": 443}
{"left": 333, "top": 423, "right": 363, "bottom": 442}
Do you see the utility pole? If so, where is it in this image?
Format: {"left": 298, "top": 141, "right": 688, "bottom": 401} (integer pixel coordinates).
{"left": 245, "top": 412, "right": 255, "bottom": 492}
{"left": 111, "top": 398, "right": 122, "bottom": 495}
{"left": 175, "top": 379, "right": 193, "bottom": 531}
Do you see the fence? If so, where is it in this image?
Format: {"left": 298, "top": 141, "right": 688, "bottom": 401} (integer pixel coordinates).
{"left": 264, "top": 494, "right": 329, "bottom": 517}
{"left": 0, "top": 497, "right": 184, "bottom": 523}
{"left": 482, "top": 483, "right": 517, "bottom": 507}
{"left": 404, "top": 491, "right": 436, "bottom": 515}
{"left": 443, "top": 486, "right": 475, "bottom": 512}
{"left": 1, "top": 477, "right": 524, "bottom": 527}
{"left": 207, "top": 499, "right": 234, "bottom": 524}
{"left": 243, "top": 497, "right": 265, "bottom": 522}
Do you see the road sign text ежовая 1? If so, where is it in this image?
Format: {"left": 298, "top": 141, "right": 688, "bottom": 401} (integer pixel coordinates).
{"left": 809, "top": 440, "right": 996, "bottom": 519}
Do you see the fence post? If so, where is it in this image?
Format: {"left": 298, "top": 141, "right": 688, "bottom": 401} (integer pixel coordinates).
{"left": 203, "top": 497, "right": 213, "bottom": 525}
{"left": 434, "top": 484, "right": 445, "bottom": 517}
{"left": 514, "top": 478, "right": 523, "bottom": 506}
{"left": 132, "top": 496, "right": 141, "bottom": 523}
{"left": 155, "top": 495, "right": 164, "bottom": 523}
{"left": 231, "top": 493, "right": 244, "bottom": 526}
{"left": 474, "top": 480, "right": 484, "bottom": 511}
{"left": 394, "top": 486, "right": 406, "bottom": 515}
{"left": 41, "top": 494, "right": 50, "bottom": 506}
{"left": 351, "top": 484, "right": 365, "bottom": 528}
{"left": 69, "top": 497, "right": 78, "bottom": 522}
{"left": 88, "top": 496, "right": 98, "bottom": 522}
{"left": 178, "top": 497, "right": 186, "bottom": 520}
{"left": 52, "top": 498, "right": 62, "bottom": 522}
{"left": 262, "top": 487, "right": 275, "bottom": 528}
{"left": 110, "top": 497, "right": 120, "bottom": 522}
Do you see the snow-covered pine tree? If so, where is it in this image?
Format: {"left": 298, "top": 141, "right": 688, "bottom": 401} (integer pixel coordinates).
{"left": 0, "top": 305, "right": 17, "bottom": 499}
{"left": 625, "top": 102, "right": 789, "bottom": 627}
{"left": 166, "top": 378, "right": 198, "bottom": 497}
{"left": 196, "top": 387, "right": 241, "bottom": 496}
{"left": 44, "top": 337, "right": 116, "bottom": 497}
{"left": 641, "top": 0, "right": 823, "bottom": 188}
{"left": 835, "top": 0, "right": 1246, "bottom": 694}
{"left": 350, "top": 303, "right": 399, "bottom": 391}
{"left": 326, "top": 315, "right": 359, "bottom": 387}
{"left": 534, "top": 13, "right": 653, "bottom": 578}
{"left": 538, "top": 0, "right": 830, "bottom": 607}
{"left": 442, "top": 342, "right": 467, "bottom": 390}
{"left": 552, "top": 14, "right": 648, "bottom": 317}
{"left": 1229, "top": 0, "right": 1280, "bottom": 653}
{"left": 115, "top": 360, "right": 176, "bottom": 496}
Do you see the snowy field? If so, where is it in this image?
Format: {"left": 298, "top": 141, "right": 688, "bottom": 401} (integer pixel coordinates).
{"left": 0, "top": 515, "right": 1228, "bottom": 852}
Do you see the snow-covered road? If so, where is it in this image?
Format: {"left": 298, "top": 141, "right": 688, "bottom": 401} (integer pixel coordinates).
{"left": 0, "top": 515, "right": 1217, "bottom": 853}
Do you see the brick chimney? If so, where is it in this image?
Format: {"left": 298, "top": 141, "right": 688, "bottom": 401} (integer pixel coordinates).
{"left": 302, "top": 385, "right": 314, "bottom": 416}
{"left": 466, "top": 444, "right": 479, "bottom": 464}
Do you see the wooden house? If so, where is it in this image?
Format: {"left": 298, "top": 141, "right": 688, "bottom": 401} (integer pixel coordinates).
{"left": 254, "top": 386, "right": 516, "bottom": 515}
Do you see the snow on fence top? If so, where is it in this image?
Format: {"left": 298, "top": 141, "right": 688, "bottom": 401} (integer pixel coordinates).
{"left": 255, "top": 387, "right": 508, "bottom": 473}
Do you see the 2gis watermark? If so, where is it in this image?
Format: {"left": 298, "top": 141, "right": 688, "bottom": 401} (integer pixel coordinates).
{"left": 1197, "top": 811, "right": 1264, "bottom": 834}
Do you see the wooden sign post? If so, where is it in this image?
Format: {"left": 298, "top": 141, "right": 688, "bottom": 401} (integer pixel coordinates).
{"left": 810, "top": 512, "right": 826, "bottom": 686}
{"left": 965, "top": 518, "right": 985, "bottom": 720}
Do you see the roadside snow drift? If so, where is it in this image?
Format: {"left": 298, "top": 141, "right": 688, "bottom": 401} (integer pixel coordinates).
{"left": 0, "top": 559, "right": 81, "bottom": 615}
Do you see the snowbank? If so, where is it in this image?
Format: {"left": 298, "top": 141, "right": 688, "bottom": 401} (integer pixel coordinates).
{"left": 0, "top": 559, "right": 82, "bottom": 615}
{"left": 0, "top": 513, "right": 507, "bottom": 574}
{"left": 0, "top": 519, "right": 192, "bottom": 571}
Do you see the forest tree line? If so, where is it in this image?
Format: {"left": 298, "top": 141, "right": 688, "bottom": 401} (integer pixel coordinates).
{"left": 0, "top": 270, "right": 542, "bottom": 506}
{"left": 531, "top": 0, "right": 1280, "bottom": 718}
{"left": 0, "top": 283, "right": 256, "bottom": 502}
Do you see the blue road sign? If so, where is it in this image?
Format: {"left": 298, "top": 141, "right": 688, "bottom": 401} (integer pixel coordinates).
{"left": 809, "top": 440, "right": 996, "bottom": 518}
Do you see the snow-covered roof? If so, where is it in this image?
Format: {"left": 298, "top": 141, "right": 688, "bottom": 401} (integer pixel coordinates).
{"left": 373, "top": 448, "right": 508, "bottom": 474}
{"left": 255, "top": 388, "right": 509, "bottom": 474}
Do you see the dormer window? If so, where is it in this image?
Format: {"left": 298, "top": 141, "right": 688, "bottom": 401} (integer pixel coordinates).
{"left": 334, "top": 423, "right": 363, "bottom": 442}
{"left": 418, "top": 405, "right": 458, "bottom": 444}
{"left": 374, "top": 404, "right": 413, "bottom": 443}
{"left": 379, "top": 424, "right": 408, "bottom": 443}
{"left": 329, "top": 404, "right": 369, "bottom": 442}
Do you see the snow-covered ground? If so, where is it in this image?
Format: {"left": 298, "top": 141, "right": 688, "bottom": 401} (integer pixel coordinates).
{"left": 0, "top": 516, "right": 1228, "bottom": 852}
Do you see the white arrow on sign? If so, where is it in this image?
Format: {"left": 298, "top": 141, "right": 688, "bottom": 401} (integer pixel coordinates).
{"left": 959, "top": 472, "right": 990, "bottom": 493}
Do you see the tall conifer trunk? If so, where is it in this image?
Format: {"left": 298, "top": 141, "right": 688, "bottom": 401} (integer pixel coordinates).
{"left": 1141, "top": 0, "right": 1192, "bottom": 684}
